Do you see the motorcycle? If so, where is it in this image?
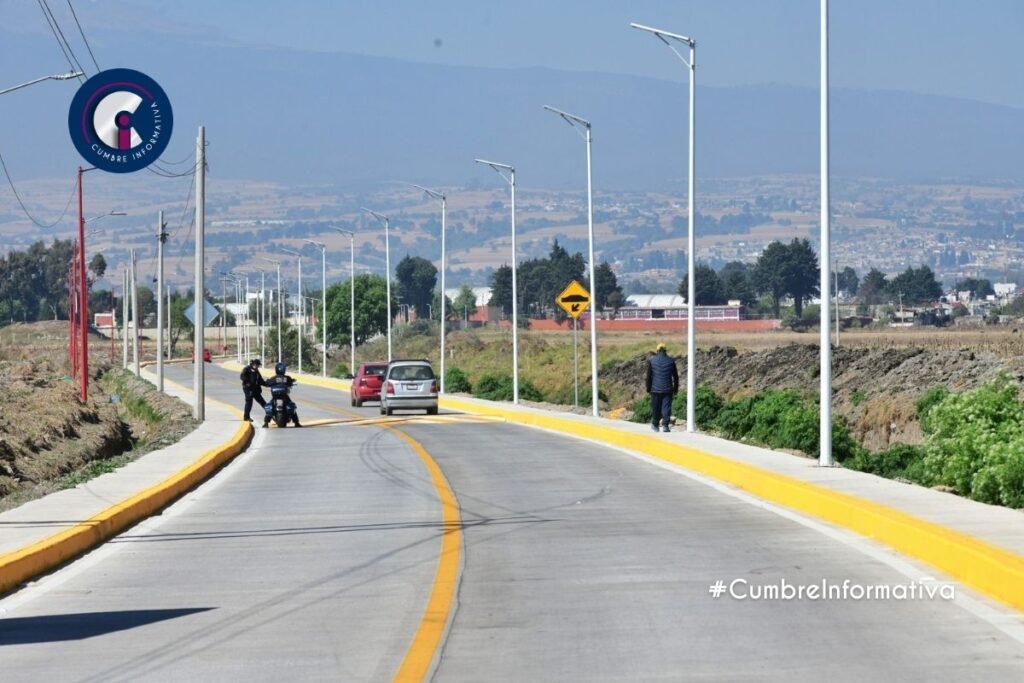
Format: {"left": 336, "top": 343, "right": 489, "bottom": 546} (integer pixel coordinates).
{"left": 266, "top": 379, "right": 298, "bottom": 427}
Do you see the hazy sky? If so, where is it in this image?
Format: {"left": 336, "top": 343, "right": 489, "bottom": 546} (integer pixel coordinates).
{"left": 85, "top": 0, "right": 1024, "bottom": 109}
{"left": 3, "top": 0, "right": 1023, "bottom": 108}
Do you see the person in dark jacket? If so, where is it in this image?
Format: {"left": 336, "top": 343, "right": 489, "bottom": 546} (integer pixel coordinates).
{"left": 240, "top": 358, "right": 267, "bottom": 422}
{"left": 645, "top": 343, "right": 679, "bottom": 432}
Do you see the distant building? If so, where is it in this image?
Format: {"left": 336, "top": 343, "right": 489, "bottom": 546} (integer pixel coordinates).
{"left": 619, "top": 294, "right": 745, "bottom": 321}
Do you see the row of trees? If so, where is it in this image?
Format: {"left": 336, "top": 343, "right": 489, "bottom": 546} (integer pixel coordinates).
{"left": 684, "top": 239, "right": 957, "bottom": 317}
{"left": 0, "top": 240, "right": 106, "bottom": 324}
{"left": 488, "top": 240, "right": 623, "bottom": 319}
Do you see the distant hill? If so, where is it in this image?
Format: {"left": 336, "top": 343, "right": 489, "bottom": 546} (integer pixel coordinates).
{"left": 1, "top": 28, "right": 1023, "bottom": 190}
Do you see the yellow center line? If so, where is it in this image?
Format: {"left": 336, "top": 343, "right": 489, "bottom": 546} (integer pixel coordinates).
{"left": 387, "top": 426, "right": 462, "bottom": 683}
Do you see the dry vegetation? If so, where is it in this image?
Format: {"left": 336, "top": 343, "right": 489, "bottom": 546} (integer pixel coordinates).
{"left": 0, "top": 322, "right": 196, "bottom": 512}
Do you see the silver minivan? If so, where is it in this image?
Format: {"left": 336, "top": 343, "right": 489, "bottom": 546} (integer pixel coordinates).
{"left": 380, "top": 360, "right": 439, "bottom": 416}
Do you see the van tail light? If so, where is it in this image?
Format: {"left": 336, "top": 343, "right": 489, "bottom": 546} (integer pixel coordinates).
{"left": 430, "top": 381, "right": 438, "bottom": 393}
{"left": 386, "top": 381, "right": 395, "bottom": 395}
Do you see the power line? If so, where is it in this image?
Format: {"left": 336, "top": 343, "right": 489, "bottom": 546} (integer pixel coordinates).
{"left": 36, "top": 0, "right": 79, "bottom": 76}
{"left": 65, "top": 0, "right": 100, "bottom": 73}
{"left": 0, "top": 151, "right": 77, "bottom": 229}
{"left": 37, "top": 0, "right": 86, "bottom": 78}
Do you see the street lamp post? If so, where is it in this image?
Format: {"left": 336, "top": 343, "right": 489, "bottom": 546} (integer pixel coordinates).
{"left": 631, "top": 21, "right": 698, "bottom": 433}
{"left": 543, "top": 106, "right": 600, "bottom": 417}
{"left": 475, "top": 159, "right": 519, "bottom": 404}
{"left": 412, "top": 185, "right": 447, "bottom": 393}
{"left": 301, "top": 240, "right": 325, "bottom": 378}
{"left": 281, "top": 248, "right": 304, "bottom": 374}
{"left": 362, "top": 209, "right": 392, "bottom": 362}
{"left": 331, "top": 228, "right": 357, "bottom": 377}
{"left": 820, "top": 0, "right": 834, "bottom": 466}
{"left": 0, "top": 70, "right": 82, "bottom": 96}
{"left": 262, "top": 258, "right": 282, "bottom": 362}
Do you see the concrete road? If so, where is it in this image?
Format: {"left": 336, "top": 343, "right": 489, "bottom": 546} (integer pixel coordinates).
{"left": 1, "top": 363, "right": 1022, "bottom": 681}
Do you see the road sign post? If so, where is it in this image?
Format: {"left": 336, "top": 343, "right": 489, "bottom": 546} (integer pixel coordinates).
{"left": 557, "top": 281, "right": 592, "bottom": 409}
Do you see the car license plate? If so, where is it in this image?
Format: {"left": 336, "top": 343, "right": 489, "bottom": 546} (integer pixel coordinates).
{"left": 404, "top": 383, "right": 419, "bottom": 390}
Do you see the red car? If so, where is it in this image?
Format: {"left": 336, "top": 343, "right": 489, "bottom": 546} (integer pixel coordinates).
{"left": 351, "top": 362, "right": 388, "bottom": 406}
{"left": 191, "top": 348, "right": 212, "bottom": 362}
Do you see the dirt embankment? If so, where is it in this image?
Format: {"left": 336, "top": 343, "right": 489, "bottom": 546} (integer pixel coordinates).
{"left": 600, "top": 344, "right": 1024, "bottom": 451}
{"left": 0, "top": 357, "right": 197, "bottom": 512}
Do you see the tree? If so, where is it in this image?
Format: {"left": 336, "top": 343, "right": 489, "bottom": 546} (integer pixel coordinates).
{"left": 489, "top": 264, "right": 513, "bottom": 315}
{"left": 886, "top": 265, "right": 942, "bottom": 305}
{"left": 751, "top": 239, "right": 819, "bottom": 318}
{"left": 606, "top": 290, "right": 626, "bottom": 317}
{"left": 718, "top": 261, "right": 755, "bottom": 306}
{"left": 955, "top": 277, "right": 995, "bottom": 299}
{"left": 837, "top": 266, "right": 859, "bottom": 297}
{"left": 589, "top": 262, "right": 622, "bottom": 311}
{"left": 395, "top": 255, "right": 437, "bottom": 318}
{"left": 432, "top": 288, "right": 454, "bottom": 322}
{"left": 453, "top": 284, "right": 478, "bottom": 325}
{"left": 682, "top": 263, "right": 726, "bottom": 305}
{"left": 323, "top": 274, "right": 393, "bottom": 348}
{"left": 88, "top": 253, "right": 107, "bottom": 280}
{"left": 858, "top": 268, "right": 888, "bottom": 305}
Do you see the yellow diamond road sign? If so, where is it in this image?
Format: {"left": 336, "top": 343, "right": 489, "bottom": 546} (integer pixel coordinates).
{"left": 557, "top": 280, "right": 591, "bottom": 319}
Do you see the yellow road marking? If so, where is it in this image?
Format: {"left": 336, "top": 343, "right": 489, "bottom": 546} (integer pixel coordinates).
{"left": 388, "top": 427, "right": 462, "bottom": 683}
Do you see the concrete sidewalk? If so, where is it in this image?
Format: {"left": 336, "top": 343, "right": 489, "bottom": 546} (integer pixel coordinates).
{"left": 0, "top": 368, "right": 251, "bottom": 595}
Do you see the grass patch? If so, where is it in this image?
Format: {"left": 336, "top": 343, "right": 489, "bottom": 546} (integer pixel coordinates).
{"left": 58, "top": 453, "right": 136, "bottom": 489}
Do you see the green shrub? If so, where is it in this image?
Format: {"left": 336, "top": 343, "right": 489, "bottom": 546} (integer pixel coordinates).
{"left": 850, "top": 388, "right": 866, "bottom": 407}
{"left": 671, "top": 385, "right": 724, "bottom": 426}
{"left": 919, "top": 374, "right": 1024, "bottom": 506}
{"left": 473, "top": 373, "right": 544, "bottom": 402}
{"left": 631, "top": 395, "right": 652, "bottom": 423}
{"left": 848, "top": 443, "right": 924, "bottom": 479}
{"left": 915, "top": 386, "right": 950, "bottom": 433}
{"left": 713, "top": 394, "right": 759, "bottom": 439}
{"left": 474, "top": 374, "right": 512, "bottom": 401}
{"left": 331, "top": 363, "right": 350, "bottom": 379}
{"left": 445, "top": 367, "right": 472, "bottom": 393}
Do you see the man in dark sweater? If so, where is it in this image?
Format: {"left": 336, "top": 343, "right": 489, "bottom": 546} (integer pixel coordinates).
{"left": 645, "top": 343, "right": 679, "bottom": 433}
{"left": 240, "top": 358, "right": 267, "bottom": 422}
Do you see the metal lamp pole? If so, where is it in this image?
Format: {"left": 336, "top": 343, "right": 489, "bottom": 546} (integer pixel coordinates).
{"left": 262, "top": 258, "right": 282, "bottom": 362}
{"left": 362, "top": 209, "right": 393, "bottom": 362}
{"left": 631, "top": 21, "right": 698, "bottom": 433}
{"left": 0, "top": 70, "right": 82, "bottom": 96}
{"left": 331, "top": 228, "right": 357, "bottom": 377}
{"left": 543, "top": 106, "right": 600, "bottom": 417}
{"left": 474, "top": 159, "right": 519, "bottom": 404}
{"left": 412, "top": 185, "right": 447, "bottom": 392}
{"left": 304, "top": 239, "right": 328, "bottom": 376}
{"left": 819, "top": 0, "right": 834, "bottom": 466}
{"left": 281, "top": 248, "right": 304, "bottom": 374}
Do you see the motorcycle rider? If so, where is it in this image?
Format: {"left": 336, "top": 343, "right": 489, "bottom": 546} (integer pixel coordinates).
{"left": 263, "top": 361, "right": 302, "bottom": 428}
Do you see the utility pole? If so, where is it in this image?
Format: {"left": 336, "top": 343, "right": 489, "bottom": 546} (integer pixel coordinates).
{"left": 166, "top": 287, "right": 172, "bottom": 360}
{"left": 122, "top": 269, "right": 129, "bottom": 369}
{"left": 156, "top": 211, "right": 167, "bottom": 391}
{"left": 193, "top": 125, "right": 206, "bottom": 420}
{"left": 130, "top": 248, "right": 140, "bottom": 375}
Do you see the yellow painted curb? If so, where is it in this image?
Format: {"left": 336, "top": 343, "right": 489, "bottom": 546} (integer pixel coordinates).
{"left": 0, "top": 406, "right": 253, "bottom": 597}
{"left": 436, "top": 395, "right": 1024, "bottom": 612}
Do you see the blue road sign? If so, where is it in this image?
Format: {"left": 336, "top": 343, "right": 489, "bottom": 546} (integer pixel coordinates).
{"left": 184, "top": 299, "right": 220, "bottom": 327}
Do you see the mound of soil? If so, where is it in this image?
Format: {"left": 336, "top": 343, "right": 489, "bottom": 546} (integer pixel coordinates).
{"left": 601, "top": 344, "right": 1024, "bottom": 451}
{"left": 0, "top": 358, "right": 197, "bottom": 512}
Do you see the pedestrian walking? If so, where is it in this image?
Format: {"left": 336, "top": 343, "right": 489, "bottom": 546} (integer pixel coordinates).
{"left": 645, "top": 342, "right": 679, "bottom": 433}
{"left": 240, "top": 358, "right": 267, "bottom": 422}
